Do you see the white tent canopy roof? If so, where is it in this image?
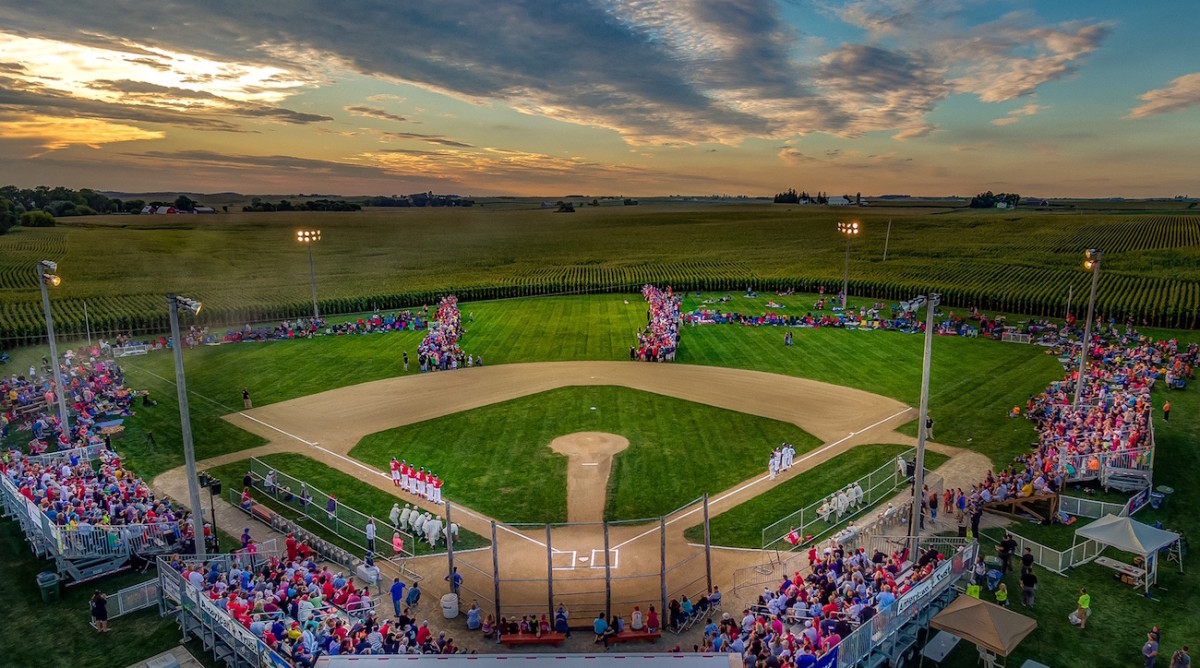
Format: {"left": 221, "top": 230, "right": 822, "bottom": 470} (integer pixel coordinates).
{"left": 1074, "top": 514, "right": 1179, "bottom": 555}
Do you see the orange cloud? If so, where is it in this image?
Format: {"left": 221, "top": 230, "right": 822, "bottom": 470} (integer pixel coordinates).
{"left": 0, "top": 115, "right": 163, "bottom": 150}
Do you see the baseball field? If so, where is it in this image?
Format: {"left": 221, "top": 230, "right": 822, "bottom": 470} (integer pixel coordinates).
{"left": 1, "top": 203, "right": 1198, "bottom": 668}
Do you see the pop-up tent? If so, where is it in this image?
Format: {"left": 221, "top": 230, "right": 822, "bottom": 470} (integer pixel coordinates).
{"left": 1073, "top": 514, "right": 1182, "bottom": 592}
{"left": 925, "top": 595, "right": 1037, "bottom": 666}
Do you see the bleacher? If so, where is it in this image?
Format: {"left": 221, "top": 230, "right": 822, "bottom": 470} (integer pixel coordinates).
{"left": 0, "top": 447, "right": 186, "bottom": 585}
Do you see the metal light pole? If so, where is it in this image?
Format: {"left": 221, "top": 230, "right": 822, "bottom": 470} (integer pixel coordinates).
{"left": 1072, "top": 250, "right": 1101, "bottom": 408}
{"left": 1061, "top": 249, "right": 1102, "bottom": 476}
{"left": 883, "top": 219, "right": 892, "bottom": 262}
{"left": 37, "top": 260, "right": 71, "bottom": 440}
{"left": 837, "top": 221, "right": 860, "bottom": 309}
{"left": 169, "top": 294, "right": 206, "bottom": 559}
{"left": 297, "top": 230, "right": 322, "bottom": 320}
{"left": 909, "top": 293, "right": 938, "bottom": 557}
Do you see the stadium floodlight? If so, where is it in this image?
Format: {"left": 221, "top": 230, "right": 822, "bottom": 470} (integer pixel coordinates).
{"left": 296, "top": 230, "right": 322, "bottom": 320}
{"left": 909, "top": 292, "right": 939, "bottom": 557}
{"left": 836, "top": 221, "right": 861, "bottom": 309}
{"left": 1072, "top": 249, "right": 1102, "bottom": 411}
{"left": 36, "top": 259, "right": 70, "bottom": 438}
{"left": 168, "top": 293, "right": 207, "bottom": 559}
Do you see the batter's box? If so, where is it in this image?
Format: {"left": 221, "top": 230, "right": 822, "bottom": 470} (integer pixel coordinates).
{"left": 551, "top": 550, "right": 577, "bottom": 571}
{"left": 589, "top": 548, "right": 620, "bottom": 570}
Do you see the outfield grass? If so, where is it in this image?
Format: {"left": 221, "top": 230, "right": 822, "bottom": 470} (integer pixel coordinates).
{"left": 106, "top": 292, "right": 1060, "bottom": 483}
{"left": 684, "top": 445, "right": 948, "bottom": 548}
{"left": 350, "top": 385, "right": 822, "bottom": 523}
{"left": 204, "top": 454, "right": 489, "bottom": 555}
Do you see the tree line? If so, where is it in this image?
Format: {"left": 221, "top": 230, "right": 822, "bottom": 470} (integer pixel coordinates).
{"left": 969, "top": 191, "right": 1021, "bottom": 208}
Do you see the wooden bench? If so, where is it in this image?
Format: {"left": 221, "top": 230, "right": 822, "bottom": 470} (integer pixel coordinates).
{"left": 502, "top": 632, "right": 565, "bottom": 648}
{"left": 609, "top": 629, "right": 661, "bottom": 645}
{"left": 250, "top": 502, "right": 276, "bottom": 524}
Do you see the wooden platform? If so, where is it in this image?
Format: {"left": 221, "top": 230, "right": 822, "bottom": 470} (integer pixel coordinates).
{"left": 983, "top": 493, "right": 1059, "bottom": 522}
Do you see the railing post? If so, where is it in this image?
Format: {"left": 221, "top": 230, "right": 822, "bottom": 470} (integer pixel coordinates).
{"left": 491, "top": 521, "right": 501, "bottom": 623}
{"left": 546, "top": 524, "right": 554, "bottom": 622}
{"left": 445, "top": 502, "right": 455, "bottom": 597}
{"left": 703, "top": 493, "right": 713, "bottom": 594}
{"left": 603, "top": 520, "right": 612, "bottom": 620}
{"left": 660, "top": 516, "right": 668, "bottom": 618}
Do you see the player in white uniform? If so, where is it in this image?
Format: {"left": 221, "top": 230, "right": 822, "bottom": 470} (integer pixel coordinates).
{"left": 431, "top": 475, "right": 443, "bottom": 504}
{"left": 399, "top": 504, "right": 413, "bottom": 531}
{"left": 424, "top": 472, "right": 436, "bottom": 502}
{"left": 400, "top": 461, "right": 410, "bottom": 491}
{"left": 768, "top": 449, "right": 779, "bottom": 480}
{"left": 416, "top": 468, "right": 426, "bottom": 498}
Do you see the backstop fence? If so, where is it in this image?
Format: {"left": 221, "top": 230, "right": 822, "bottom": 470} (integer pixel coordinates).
{"left": 458, "top": 495, "right": 714, "bottom": 629}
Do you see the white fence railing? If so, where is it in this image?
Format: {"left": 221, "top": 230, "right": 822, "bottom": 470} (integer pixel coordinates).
{"left": 761, "top": 449, "right": 925, "bottom": 550}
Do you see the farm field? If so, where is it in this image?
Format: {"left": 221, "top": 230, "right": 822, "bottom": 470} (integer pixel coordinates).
{"left": 2, "top": 203, "right": 1200, "bottom": 345}
{"left": 350, "top": 385, "right": 823, "bottom": 523}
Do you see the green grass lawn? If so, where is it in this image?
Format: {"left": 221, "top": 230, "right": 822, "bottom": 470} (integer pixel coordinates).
{"left": 204, "top": 454, "right": 489, "bottom": 555}
{"left": 684, "top": 445, "right": 948, "bottom": 548}
{"left": 350, "top": 385, "right": 822, "bottom": 523}
{"left": 942, "top": 364, "right": 1200, "bottom": 668}
{"left": 0, "top": 520, "right": 219, "bottom": 668}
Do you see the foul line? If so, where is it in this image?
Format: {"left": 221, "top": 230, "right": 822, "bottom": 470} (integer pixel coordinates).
{"left": 236, "top": 412, "right": 550, "bottom": 550}
{"left": 610, "top": 407, "right": 913, "bottom": 551}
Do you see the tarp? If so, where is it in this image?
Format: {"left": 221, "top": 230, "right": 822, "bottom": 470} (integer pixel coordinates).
{"left": 1074, "top": 514, "right": 1180, "bottom": 556}
{"left": 929, "top": 595, "right": 1037, "bottom": 657}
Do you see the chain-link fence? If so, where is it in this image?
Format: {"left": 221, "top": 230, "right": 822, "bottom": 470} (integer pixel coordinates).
{"left": 463, "top": 496, "right": 712, "bottom": 629}
{"left": 760, "top": 448, "right": 925, "bottom": 550}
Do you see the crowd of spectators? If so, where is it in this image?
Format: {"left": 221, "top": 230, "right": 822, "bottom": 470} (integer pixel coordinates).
{"left": 632, "top": 285, "right": 681, "bottom": 362}
{"left": 418, "top": 296, "right": 474, "bottom": 372}
{"left": 722, "top": 542, "right": 943, "bottom": 666}
{"left": 2, "top": 347, "right": 136, "bottom": 452}
{"left": 966, "top": 329, "right": 1195, "bottom": 522}
{"left": 171, "top": 552, "right": 466, "bottom": 664}
{"left": 2, "top": 444, "right": 202, "bottom": 551}
{"left": 682, "top": 298, "right": 988, "bottom": 337}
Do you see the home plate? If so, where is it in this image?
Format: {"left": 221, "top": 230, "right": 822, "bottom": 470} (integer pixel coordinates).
{"left": 579, "top": 556, "right": 589, "bottom": 563}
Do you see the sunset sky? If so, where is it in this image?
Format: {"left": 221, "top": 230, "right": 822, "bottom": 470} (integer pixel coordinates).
{"left": 0, "top": 0, "right": 1197, "bottom": 197}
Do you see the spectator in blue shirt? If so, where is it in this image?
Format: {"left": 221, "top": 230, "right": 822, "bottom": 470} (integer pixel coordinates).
{"left": 593, "top": 614, "right": 610, "bottom": 648}
{"left": 390, "top": 577, "right": 407, "bottom": 616}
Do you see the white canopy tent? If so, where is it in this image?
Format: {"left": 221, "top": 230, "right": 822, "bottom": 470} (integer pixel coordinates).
{"left": 1073, "top": 514, "right": 1182, "bottom": 592}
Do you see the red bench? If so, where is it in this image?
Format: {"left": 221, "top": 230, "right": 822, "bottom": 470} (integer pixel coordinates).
{"left": 250, "top": 502, "right": 276, "bottom": 524}
{"left": 609, "top": 629, "right": 661, "bottom": 645}
{"left": 502, "top": 632, "right": 566, "bottom": 648}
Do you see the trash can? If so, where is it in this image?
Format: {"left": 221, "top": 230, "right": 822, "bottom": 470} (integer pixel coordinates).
{"left": 1150, "top": 491, "right": 1166, "bottom": 509}
{"left": 36, "top": 571, "right": 60, "bottom": 603}
{"left": 441, "top": 593, "right": 459, "bottom": 619}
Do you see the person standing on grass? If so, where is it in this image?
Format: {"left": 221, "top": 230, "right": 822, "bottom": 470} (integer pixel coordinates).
{"left": 1020, "top": 568, "right": 1038, "bottom": 609}
{"left": 243, "top": 387, "right": 252, "bottom": 409}
{"left": 1146, "top": 632, "right": 1161, "bottom": 668}
{"left": 1163, "top": 400, "right": 1170, "bottom": 422}
{"left": 91, "top": 590, "right": 110, "bottom": 633}
{"left": 1171, "top": 646, "right": 1190, "bottom": 668}
{"left": 1075, "top": 587, "right": 1091, "bottom": 629}
{"left": 403, "top": 351, "right": 409, "bottom": 372}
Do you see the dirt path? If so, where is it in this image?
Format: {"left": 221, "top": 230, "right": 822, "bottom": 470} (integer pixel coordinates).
{"left": 148, "top": 361, "right": 996, "bottom": 621}
{"left": 549, "top": 432, "right": 630, "bottom": 522}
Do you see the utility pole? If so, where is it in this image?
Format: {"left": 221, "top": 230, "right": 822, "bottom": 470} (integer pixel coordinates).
{"left": 909, "top": 293, "right": 938, "bottom": 558}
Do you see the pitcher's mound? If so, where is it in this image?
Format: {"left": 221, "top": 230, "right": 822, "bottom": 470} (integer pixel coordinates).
{"left": 549, "top": 432, "right": 630, "bottom": 522}
{"left": 549, "top": 431, "right": 630, "bottom": 459}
